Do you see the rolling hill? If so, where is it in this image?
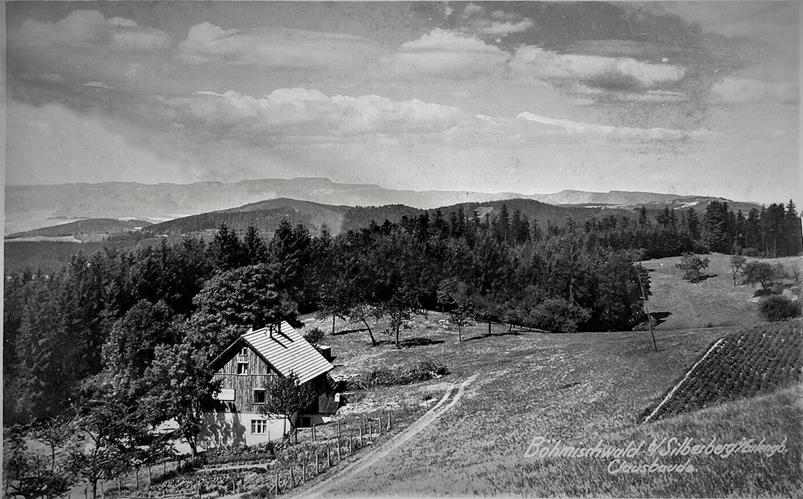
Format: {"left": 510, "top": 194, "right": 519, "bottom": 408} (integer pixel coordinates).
{"left": 141, "top": 197, "right": 640, "bottom": 238}
{"left": 143, "top": 198, "right": 351, "bottom": 237}
{"left": 7, "top": 218, "right": 151, "bottom": 242}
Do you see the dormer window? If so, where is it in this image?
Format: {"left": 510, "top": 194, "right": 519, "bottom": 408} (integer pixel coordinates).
{"left": 237, "top": 361, "right": 248, "bottom": 375}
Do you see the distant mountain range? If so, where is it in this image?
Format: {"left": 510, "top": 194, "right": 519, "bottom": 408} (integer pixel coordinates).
{"left": 5, "top": 177, "right": 763, "bottom": 236}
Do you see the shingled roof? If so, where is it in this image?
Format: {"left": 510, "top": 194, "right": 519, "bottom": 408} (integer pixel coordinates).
{"left": 212, "top": 321, "right": 334, "bottom": 384}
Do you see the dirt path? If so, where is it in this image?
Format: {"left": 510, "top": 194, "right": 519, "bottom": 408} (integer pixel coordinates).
{"left": 292, "top": 374, "right": 478, "bottom": 498}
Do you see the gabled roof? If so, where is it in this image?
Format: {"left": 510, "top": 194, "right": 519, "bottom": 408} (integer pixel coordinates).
{"left": 211, "top": 321, "right": 334, "bottom": 384}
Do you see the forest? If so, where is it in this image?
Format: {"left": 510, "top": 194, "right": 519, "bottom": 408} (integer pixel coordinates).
{"left": 2, "top": 199, "right": 800, "bottom": 493}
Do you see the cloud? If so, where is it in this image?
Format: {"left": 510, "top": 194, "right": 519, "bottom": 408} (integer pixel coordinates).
{"left": 516, "top": 112, "right": 711, "bottom": 141}
{"left": 162, "top": 88, "right": 464, "bottom": 140}
{"left": 458, "top": 3, "right": 534, "bottom": 38}
{"left": 11, "top": 10, "right": 171, "bottom": 52}
{"left": 381, "top": 29, "right": 508, "bottom": 77}
{"left": 177, "top": 22, "right": 379, "bottom": 69}
{"left": 83, "top": 81, "right": 115, "bottom": 90}
{"left": 709, "top": 77, "right": 798, "bottom": 104}
{"left": 568, "top": 85, "right": 688, "bottom": 104}
{"left": 510, "top": 46, "right": 686, "bottom": 90}
{"left": 39, "top": 73, "right": 65, "bottom": 83}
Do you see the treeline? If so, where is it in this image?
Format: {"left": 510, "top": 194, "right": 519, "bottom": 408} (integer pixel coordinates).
{"left": 697, "top": 200, "right": 801, "bottom": 257}
{"left": 4, "top": 199, "right": 800, "bottom": 430}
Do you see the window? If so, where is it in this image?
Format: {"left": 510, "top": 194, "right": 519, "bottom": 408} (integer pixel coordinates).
{"left": 253, "top": 389, "right": 266, "bottom": 404}
{"left": 251, "top": 419, "right": 266, "bottom": 434}
{"left": 239, "top": 347, "right": 248, "bottom": 357}
{"left": 237, "top": 361, "right": 248, "bottom": 375}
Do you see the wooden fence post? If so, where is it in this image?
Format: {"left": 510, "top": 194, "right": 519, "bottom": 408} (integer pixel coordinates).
{"left": 327, "top": 447, "right": 332, "bottom": 468}
{"left": 388, "top": 410, "right": 392, "bottom": 430}
{"left": 303, "top": 461, "right": 308, "bottom": 483}
{"left": 275, "top": 471, "right": 280, "bottom": 495}
{"left": 378, "top": 412, "right": 382, "bottom": 434}
{"left": 337, "top": 419, "right": 341, "bottom": 439}
{"left": 315, "top": 452, "right": 320, "bottom": 475}
{"left": 135, "top": 467, "right": 140, "bottom": 491}
{"left": 312, "top": 424, "right": 316, "bottom": 442}
{"left": 337, "top": 436, "right": 341, "bottom": 460}
{"left": 359, "top": 426, "right": 363, "bottom": 446}
{"left": 289, "top": 467, "right": 295, "bottom": 489}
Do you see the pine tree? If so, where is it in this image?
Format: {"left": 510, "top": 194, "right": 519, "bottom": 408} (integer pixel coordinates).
{"left": 785, "top": 200, "right": 802, "bottom": 255}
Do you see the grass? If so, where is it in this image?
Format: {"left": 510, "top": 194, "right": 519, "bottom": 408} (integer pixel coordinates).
{"left": 642, "top": 253, "right": 801, "bottom": 330}
{"left": 293, "top": 274, "right": 801, "bottom": 497}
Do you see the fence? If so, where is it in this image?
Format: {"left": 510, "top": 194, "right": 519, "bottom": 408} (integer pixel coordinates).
{"left": 83, "top": 406, "right": 416, "bottom": 498}
{"left": 245, "top": 408, "right": 400, "bottom": 496}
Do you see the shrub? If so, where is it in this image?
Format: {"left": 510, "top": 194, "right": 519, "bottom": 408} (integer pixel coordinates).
{"left": 742, "top": 247, "right": 759, "bottom": 257}
{"left": 303, "top": 327, "right": 325, "bottom": 346}
{"left": 529, "top": 298, "right": 591, "bottom": 334}
{"left": 243, "top": 485, "right": 272, "bottom": 498}
{"left": 759, "top": 296, "right": 801, "bottom": 321}
{"left": 352, "top": 360, "right": 449, "bottom": 389}
{"left": 676, "top": 252, "right": 710, "bottom": 282}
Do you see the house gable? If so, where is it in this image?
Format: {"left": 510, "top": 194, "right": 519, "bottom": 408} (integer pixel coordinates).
{"left": 210, "top": 339, "right": 279, "bottom": 414}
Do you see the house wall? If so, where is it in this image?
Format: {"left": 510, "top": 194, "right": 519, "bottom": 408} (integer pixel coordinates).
{"left": 212, "top": 342, "right": 278, "bottom": 414}
{"left": 200, "top": 412, "right": 289, "bottom": 449}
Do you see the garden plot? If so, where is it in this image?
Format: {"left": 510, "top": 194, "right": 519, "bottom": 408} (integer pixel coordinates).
{"left": 643, "top": 320, "right": 802, "bottom": 422}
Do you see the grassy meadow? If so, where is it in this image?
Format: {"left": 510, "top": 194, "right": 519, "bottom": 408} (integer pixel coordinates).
{"left": 292, "top": 254, "right": 802, "bottom": 496}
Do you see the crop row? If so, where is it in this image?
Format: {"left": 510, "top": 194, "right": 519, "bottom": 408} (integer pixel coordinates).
{"left": 649, "top": 320, "right": 801, "bottom": 421}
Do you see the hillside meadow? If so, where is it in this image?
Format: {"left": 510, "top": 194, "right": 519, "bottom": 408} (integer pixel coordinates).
{"left": 644, "top": 253, "right": 801, "bottom": 330}
{"left": 294, "top": 253, "right": 802, "bottom": 497}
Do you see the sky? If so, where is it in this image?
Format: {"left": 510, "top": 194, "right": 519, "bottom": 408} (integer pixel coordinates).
{"left": 4, "top": 1, "right": 800, "bottom": 204}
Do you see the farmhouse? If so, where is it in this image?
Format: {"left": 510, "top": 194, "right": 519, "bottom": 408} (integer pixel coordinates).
{"left": 201, "top": 321, "right": 338, "bottom": 448}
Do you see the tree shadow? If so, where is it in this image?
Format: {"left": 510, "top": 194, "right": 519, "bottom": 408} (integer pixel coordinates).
{"left": 690, "top": 273, "right": 717, "bottom": 283}
{"left": 649, "top": 311, "right": 672, "bottom": 327}
{"left": 464, "top": 331, "right": 522, "bottom": 342}
{"left": 399, "top": 337, "right": 445, "bottom": 347}
{"left": 332, "top": 327, "right": 369, "bottom": 335}
{"left": 372, "top": 337, "right": 445, "bottom": 348}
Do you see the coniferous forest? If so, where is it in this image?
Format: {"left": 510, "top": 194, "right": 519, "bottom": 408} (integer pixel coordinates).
{"left": 3, "top": 199, "right": 800, "bottom": 434}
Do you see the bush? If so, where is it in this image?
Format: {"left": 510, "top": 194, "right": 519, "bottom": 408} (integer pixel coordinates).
{"left": 352, "top": 360, "right": 449, "bottom": 389}
{"left": 529, "top": 298, "right": 591, "bottom": 334}
{"left": 243, "top": 485, "right": 272, "bottom": 498}
{"left": 303, "top": 327, "right": 325, "bottom": 346}
{"left": 759, "top": 296, "right": 801, "bottom": 321}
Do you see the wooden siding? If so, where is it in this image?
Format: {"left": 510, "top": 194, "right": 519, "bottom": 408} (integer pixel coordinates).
{"left": 213, "top": 341, "right": 279, "bottom": 414}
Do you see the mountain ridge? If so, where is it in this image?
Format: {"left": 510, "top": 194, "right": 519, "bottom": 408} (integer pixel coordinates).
{"left": 5, "top": 177, "right": 761, "bottom": 235}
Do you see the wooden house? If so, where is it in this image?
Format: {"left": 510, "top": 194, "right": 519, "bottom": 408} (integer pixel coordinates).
{"left": 200, "top": 321, "right": 337, "bottom": 448}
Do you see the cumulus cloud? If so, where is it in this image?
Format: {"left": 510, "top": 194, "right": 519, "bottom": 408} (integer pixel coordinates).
{"left": 10, "top": 10, "right": 171, "bottom": 52}
{"left": 458, "top": 3, "right": 534, "bottom": 38}
{"left": 177, "top": 22, "right": 379, "bottom": 69}
{"left": 709, "top": 77, "right": 798, "bottom": 104}
{"left": 516, "top": 112, "right": 710, "bottom": 141}
{"left": 510, "top": 46, "right": 686, "bottom": 90}
{"left": 381, "top": 29, "right": 508, "bottom": 77}
{"left": 162, "top": 88, "right": 464, "bottom": 139}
